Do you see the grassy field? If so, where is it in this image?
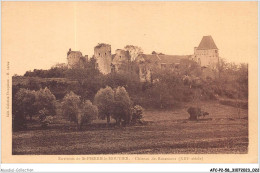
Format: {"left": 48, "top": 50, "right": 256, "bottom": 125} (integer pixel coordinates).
{"left": 12, "top": 101, "right": 248, "bottom": 155}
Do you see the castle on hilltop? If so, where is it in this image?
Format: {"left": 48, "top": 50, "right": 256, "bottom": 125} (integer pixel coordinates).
{"left": 67, "top": 35, "right": 219, "bottom": 81}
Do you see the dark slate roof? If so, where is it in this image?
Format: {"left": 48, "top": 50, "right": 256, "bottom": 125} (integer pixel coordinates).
{"left": 197, "top": 36, "right": 218, "bottom": 50}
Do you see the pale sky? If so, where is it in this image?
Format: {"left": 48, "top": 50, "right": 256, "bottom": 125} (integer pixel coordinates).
{"left": 2, "top": 1, "right": 258, "bottom": 75}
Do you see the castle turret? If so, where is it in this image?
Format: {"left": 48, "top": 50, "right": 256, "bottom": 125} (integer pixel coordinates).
{"left": 94, "top": 43, "right": 112, "bottom": 74}
{"left": 194, "top": 36, "right": 219, "bottom": 69}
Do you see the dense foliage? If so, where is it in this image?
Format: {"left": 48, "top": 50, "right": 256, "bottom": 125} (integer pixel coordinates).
{"left": 12, "top": 87, "right": 56, "bottom": 131}
{"left": 61, "top": 91, "right": 81, "bottom": 122}
{"left": 17, "top": 58, "right": 248, "bottom": 105}
{"left": 12, "top": 89, "right": 37, "bottom": 131}
{"left": 94, "top": 86, "right": 115, "bottom": 124}
{"left": 35, "top": 87, "right": 56, "bottom": 115}
{"left": 13, "top": 57, "right": 248, "bottom": 131}
{"left": 113, "top": 86, "right": 132, "bottom": 125}
{"left": 78, "top": 100, "right": 98, "bottom": 130}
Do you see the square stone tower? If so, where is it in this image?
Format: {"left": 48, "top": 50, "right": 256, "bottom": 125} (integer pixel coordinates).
{"left": 194, "top": 36, "right": 219, "bottom": 69}
{"left": 94, "top": 43, "right": 112, "bottom": 74}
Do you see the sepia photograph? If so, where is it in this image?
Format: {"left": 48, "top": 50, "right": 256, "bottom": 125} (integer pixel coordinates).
{"left": 1, "top": 1, "right": 258, "bottom": 164}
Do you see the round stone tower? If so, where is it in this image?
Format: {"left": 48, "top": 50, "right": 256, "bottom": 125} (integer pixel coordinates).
{"left": 67, "top": 49, "right": 87, "bottom": 69}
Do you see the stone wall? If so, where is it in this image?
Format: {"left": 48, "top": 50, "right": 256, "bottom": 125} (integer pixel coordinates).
{"left": 194, "top": 47, "right": 219, "bottom": 69}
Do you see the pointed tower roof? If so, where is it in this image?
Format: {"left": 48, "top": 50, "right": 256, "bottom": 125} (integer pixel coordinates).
{"left": 197, "top": 35, "right": 218, "bottom": 50}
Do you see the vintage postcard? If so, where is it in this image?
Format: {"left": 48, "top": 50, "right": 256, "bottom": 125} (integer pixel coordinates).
{"left": 1, "top": 1, "right": 258, "bottom": 164}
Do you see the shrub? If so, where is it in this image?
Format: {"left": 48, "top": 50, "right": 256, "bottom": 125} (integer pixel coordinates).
{"left": 39, "top": 108, "right": 53, "bottom": 128}
{"left": 61, "top": 91, "right": 81, "bottom": 122}
{"left": 131, "top": 105, "right": 144, "bottom": 124}
{"left": 94, "top": 86, "right": 114, "bottom": 125}
{"left": 78, "top": 100, "right": 98, "bottom": 130}
{"left": 187, "top": 107, "right": 209, "bottom": 120}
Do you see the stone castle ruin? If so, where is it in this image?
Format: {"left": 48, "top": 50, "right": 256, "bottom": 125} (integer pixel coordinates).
{"left": 112, "top": 49, "right": 131, "bottom": 73}
{"left": 67, "top": 48, "right": 88, "bottom": 69}
{"left": 67, "top": 36, "right": 219, "bottom": 81}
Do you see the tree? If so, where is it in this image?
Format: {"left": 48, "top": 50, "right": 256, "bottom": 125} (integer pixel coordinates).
{"left": 14, "top": 88, "right": 37, "bottom": 121}
{"left": 78, "top": 100, "right": 98, "bottom": 130}
{"left": 151, "top": 69, "right": 184, "bottom": 108}
{"left": 124, "top": 45, "right": 143, "bottom": 61}
{"left": 113, "top": 86, "right": 132, "bottom": 125}
{"left": 61, "top": 91, "right": 81, "bottom": 122}
{"left": 237, "top": 63, "right": 248, "bottom": 98}
{"left": 94, "top": 86, "right": 114, "bottom": 125}
{"left": 218, "top": 57, "right": 228, "bottom": 80}
{"left": 13, "top": 88, "right": 37, "bottom": 131}
{"left": 235, "top": 63, "right": 248, "bottom": 118}
{"left": 104, "top": 71, "right": 141, "bottom": 95}
{"left": 35, "top": 87, "right": 56, "bottom": 116}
